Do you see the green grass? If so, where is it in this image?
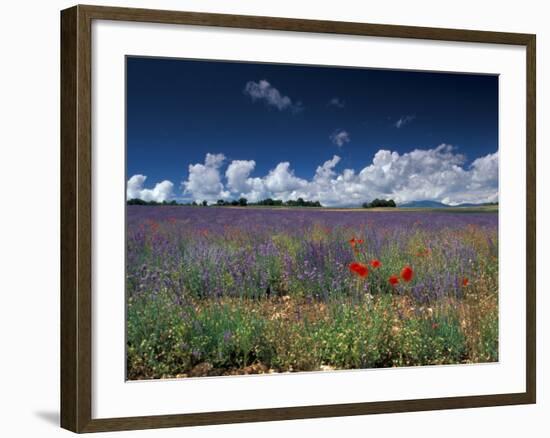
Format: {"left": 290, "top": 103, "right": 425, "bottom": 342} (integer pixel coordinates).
{"left": 127, "top": 288, "right": 497, "bottom": 379}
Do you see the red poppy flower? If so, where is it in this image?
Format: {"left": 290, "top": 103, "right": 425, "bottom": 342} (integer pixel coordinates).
{"left": 400, "top": 265, "right": 414, "bottom": 282}
{"left": 349, "top": 262, "right": 369, "bottom": 278}
{"left": 357, "top": 239, "right": 364, "bottom": 244}
{"left": 462, "top": 277, "right": 469, "bottom": 287}
{"left": 370, "top": 259, "right": 381, "bottom": 268}
{"left": 388, "top": 275, "right": 399, "bottom": 286}
{"left": 349, "top": 238, "right": 356, "bottom": 246}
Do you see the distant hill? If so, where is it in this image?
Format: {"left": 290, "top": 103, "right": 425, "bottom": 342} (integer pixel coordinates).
{"left": 454, "top": 202, "right": 497, "bottom": 207}
{"left": 399, "top": 200, "right": 497, "bottom": 208}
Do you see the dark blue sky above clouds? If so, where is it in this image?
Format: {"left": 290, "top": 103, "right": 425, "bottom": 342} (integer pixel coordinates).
{"left": 126, "top": 56, "right": 499, "bottom": 206}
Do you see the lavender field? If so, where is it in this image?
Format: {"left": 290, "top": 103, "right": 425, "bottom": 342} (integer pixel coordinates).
{"left": 126, "top": 206, "right": 498, "bottom": 380}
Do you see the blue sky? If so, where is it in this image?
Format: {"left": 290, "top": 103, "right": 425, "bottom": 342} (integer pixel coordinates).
{"left": 126, "top": 56, "right": 499, "bottom": 206}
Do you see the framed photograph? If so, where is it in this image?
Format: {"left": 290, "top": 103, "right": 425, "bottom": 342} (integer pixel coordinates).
{"left": 60, "top": 4, "right": 536, "bottom": 433}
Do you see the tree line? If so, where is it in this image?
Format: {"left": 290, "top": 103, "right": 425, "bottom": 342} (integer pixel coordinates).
{"left": 216, "top": 197, "right": 322, "bottom": 207}
{"left": 127, "top": 197, "right": 397, "bottom": 208}
{"left": 361, "top": 199, "right": 396, "bottom": 208}
{"left": 127, "top": 199, "right": 180, "bottom": 206}
{"left": 127, "top": 197, "right": 323, "bottom": 207}
{"left": 127, "top": 199, "right": 212, "bottom": 207}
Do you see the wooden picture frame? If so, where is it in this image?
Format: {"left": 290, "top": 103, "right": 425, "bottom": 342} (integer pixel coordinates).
{"left": 61, "top": 4, "right": 536, "bottom": 433}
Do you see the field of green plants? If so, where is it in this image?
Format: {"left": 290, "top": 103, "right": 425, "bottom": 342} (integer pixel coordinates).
{"left": 126, "top": 206, "right": 498, "bottom": 379}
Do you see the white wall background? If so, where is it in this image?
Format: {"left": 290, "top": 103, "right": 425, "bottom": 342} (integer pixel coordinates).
{"left": 0, "top": 0, "right": 546, "bottom": 437}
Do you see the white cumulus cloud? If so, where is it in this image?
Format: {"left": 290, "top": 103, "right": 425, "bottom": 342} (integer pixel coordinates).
{"left": 182, "top": 153, "right": 230, "bottom": 202}
{"left": 225, "top": 160, "right": 256, "bottom": 193}
{"left": 264, "top": 162, "right": 308, "bottom": 195}
{"left": 178, "top": 145, "right": 498, "bottom": 207}
{"left": 330, "top": 129, "right": 350, "bottom": 147}
{"left": 243, "top": 79, "right": 302, "bottom": 112}
{"left": 314, "top": 155, "right": 341, "bottom": 183}
{"left": 223, "top": 160, "right": 309, "bottom": 203}
{"left": 126, "top": 174, "right": 174, "bottom": 202}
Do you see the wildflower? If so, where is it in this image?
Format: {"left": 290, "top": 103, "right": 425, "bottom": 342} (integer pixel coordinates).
{"left": 349, "top": 262, "right": 369, "bottom": 278}
{"left": 388, "top": 275, "right": 399, "bottom": 286}
{"left": 400, "top": 265, "right": 414, "bottom": 282}
{"left": 357, "top": 239, "right": 364, "bottom": 244}
{"left": 416, "top": 248, "right": 430, "bottom": 257}
{"left": 462, "top": 277, "right": 469, "bottom": 287}
{"left": 432, "top": 322, "right": 439, "bottom": 330}
{"left": 370, "top": 259, "right": 381, "bottom": 268}
{"left": 349, "top": 238, "right": 356, "bottom": 246}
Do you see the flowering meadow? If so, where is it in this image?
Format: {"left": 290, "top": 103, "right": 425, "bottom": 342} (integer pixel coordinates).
{"left": 126, "top": 206, "right": 498, "bottom": 379}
